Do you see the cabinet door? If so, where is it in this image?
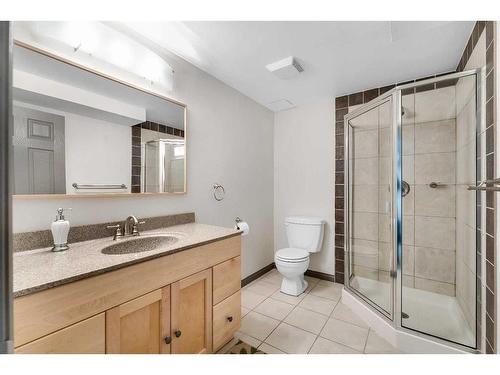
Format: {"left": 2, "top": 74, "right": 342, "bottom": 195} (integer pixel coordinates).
{"left": 15, "top": 313, "right": 105, "bottom": 354}
{"left": 171, "top": 269, "right": 212, "bottom": 354}
{"left": 106, "top": 286, "right": 171, "bottom": 354}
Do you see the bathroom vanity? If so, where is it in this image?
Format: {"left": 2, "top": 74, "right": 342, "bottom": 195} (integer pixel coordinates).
{"left": 9, "top": 36, "right": 242, "bottom": 354}
{"left": 13, "top": 222, "right": 242, "bottom": 354}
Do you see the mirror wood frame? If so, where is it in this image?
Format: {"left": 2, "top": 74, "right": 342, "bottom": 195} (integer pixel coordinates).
{"left": 12, "top": 39, "right": 188, "bottom": 200}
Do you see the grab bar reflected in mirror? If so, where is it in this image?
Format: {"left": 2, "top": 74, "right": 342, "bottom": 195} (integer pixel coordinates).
{"left": 72, "top": 183, "right": 127, "bottom": 190}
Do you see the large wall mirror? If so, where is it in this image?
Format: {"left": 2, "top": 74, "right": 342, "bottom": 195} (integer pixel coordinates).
{"left": 12, "top": 42, "right": 186, "bottom": 197}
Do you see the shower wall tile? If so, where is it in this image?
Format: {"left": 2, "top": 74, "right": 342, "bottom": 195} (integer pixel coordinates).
{"left": 378, "top": 243, "right": 415, "bottom": 279}
{"left": 349, "top": 106, "right": 378, "bottom": 130}
{"left": 378, "top": 128, "right": 391, "bottom": 157}
{"left": 402, "top": 185, "right": 415, "bottom": 216}
{"left": 415, "top": 216, "right": 455, "bottom": 251}
{"left": 353, "top": 157, "right": 379, "bottom": 185}
{"left": 456, "top": 142, "right": 476, "bottom": 185}
{"left": 352, "top": 212, "right": 378, "bottom": 241}
{"left": 457, "top": 21, "right": 495, "bottom": 353}
{"left": 403, "top": 216, "right": 415, "bottom": 246}
{"left": 415, "top": 247, "right": 456, "bottom": 284}
{"left": 403, "top": 156, "right": 415, "bottom": 185}
{"left": 402, "top": 125, "right": 415, "bottom": 156}
{"left": 414, "top": 119, "right": 456, "bottom": 154}
{"left": 414, "top": 153, "right": 456, "bottom": 185}
{"left": 414, "top": 277, "right": 455, "bottom": 297}
{"left": 353, "top": 265, "right": 378, "bottom": 280}
{"left": 413, "top": 86, "right": 456, "bottom": 123}
{"left": 353, "top": 185, "right": 379, "bottom": 213}
{"left": 353, "top": 129, "right": 379, "bottom": 158}
{"left": 334, "top": 22, "right": 496, "bottom": 352}
{"left": 352, "top": 239, "right": 379, "bottom": 269}
{"left": 414, "top": 184, "right": 456, "bottom": 218}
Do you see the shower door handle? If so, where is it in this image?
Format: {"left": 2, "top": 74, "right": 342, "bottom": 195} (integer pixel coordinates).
{"left": 402, "top": 181, "right": 410, "bottom": 197}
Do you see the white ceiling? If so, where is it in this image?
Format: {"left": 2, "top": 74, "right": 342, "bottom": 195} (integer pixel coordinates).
{"left": 121, "top": 21, "right": 474, "bottom": 112}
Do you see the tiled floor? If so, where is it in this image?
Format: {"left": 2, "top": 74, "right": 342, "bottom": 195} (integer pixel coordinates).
{"left": 235, "top": 269, "right": 401, "bottom": 354}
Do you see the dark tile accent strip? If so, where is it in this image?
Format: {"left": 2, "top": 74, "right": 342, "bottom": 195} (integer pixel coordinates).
{"left": 304, "top": 269, "right": 335, "bottom": 283}
{"left": 241, "top": 262, "right": 275, "bottom": 287}
{"left": 348, "top": 92, "right": 363, "bottom": 106}
{"left": 335, "top": 95, "right": 348, "bottom": 109}
{"left": 241, "top": 263, "right": 337, "bottom": 287}
{"left": 333, "top": 22, "right": 498, "bottom": 350}
{"left": 13, "top": 212, "right": 196, "bottom": 252}
{"left": 363, "top": 88, "right": 379, "bottom": 103}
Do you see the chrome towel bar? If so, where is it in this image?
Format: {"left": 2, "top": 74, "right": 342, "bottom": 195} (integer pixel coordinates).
{"left": 467, "top": 178, "right": 500, "bottom": 191}
{"left": 72, "top": 183, "right": 127, "bottom": 190}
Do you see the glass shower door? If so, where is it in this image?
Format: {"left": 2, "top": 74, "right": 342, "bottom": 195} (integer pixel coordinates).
{"left": 346, "top": 97, "right": 394, "bottom": 318}
{"left": 399, "top": 74, "right": 478, "bottom": 349}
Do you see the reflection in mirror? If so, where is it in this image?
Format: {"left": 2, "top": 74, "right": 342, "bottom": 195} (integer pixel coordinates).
{"left": 12, "top": 43, "right": 186, "bottom": 196}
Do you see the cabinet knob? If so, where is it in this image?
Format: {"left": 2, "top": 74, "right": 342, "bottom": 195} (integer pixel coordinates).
{"left": 174, "top": 329, "right": 182, "bottom": 338}
{"left": 227, "top": 316, "right": 233, "bottom": 322}
{"left": 164, "top": 336, "right": 172, "bottom": 344}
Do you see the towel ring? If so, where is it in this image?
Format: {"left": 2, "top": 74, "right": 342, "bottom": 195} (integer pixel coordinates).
{"left": 213, "top": 183, "right": 225, "bottom": 201}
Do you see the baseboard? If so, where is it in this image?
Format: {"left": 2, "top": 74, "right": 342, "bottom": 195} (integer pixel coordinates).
{"left": 241, "top": 262, "right": 275, "bottom": 287}
{"left": 241, "top": 264, "right": 335, "bottom": 287}
{"left": 305, "top": 269, "right": 335, "bottom": 283}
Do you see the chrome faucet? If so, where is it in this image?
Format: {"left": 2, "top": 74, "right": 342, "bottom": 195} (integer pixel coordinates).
{"left": 124, "top": 215, "right": 145, "bottom": 236}
{"left": 106, "top": 215, "right": 146, "bottom": 240}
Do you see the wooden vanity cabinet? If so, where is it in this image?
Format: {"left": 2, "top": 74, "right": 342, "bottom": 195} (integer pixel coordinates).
{"left": 171, "top": 269, "right": 212, "bottom": 354}
{"left": 13, "top": 235, "right": 241, "bottom": 354}
{"left": 106, "top": 287, "right": 171, "bottom": 354}
{"left": 15, "top": 314, "right": 105, "bottom": 354}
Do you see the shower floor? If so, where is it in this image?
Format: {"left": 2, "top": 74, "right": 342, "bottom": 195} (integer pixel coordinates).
{"left": 350, "top": 276, "right": 475, "bottom": 347}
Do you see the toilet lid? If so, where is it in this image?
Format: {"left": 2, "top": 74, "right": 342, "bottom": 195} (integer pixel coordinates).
{"left": 275, "top": 248, "right": 309, "bottom": 262}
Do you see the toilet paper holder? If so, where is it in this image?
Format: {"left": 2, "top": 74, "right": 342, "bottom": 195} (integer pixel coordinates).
{"left": 235, "top": 217, "right": 249, "bottom": 236}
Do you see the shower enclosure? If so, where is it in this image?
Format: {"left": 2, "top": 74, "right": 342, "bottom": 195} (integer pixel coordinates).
{"left": 344, "top": 69, "right": 483, "bottom": 351}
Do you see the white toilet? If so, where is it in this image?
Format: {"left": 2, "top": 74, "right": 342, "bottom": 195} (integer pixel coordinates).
{"left": 275, "top": 216, "right": 325, "bottom": 296}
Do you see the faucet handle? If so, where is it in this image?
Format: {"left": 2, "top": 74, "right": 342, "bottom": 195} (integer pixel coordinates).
{"left": 132, "top": 221, "right": 146, "bottom": 236}
{"left": 106, "top": 224, "right": 123, "bottom": 240}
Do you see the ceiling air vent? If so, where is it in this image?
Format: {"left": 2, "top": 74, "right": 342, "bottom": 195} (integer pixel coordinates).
{"left": 266, "top": 56, "right": 303, "bottom": 79}
{"left": 267, "top": 99, "right": 295, "bottom": 112}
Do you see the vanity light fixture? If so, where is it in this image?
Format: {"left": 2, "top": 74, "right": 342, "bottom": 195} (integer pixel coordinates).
{"left": 14, "top": 21, "right": 174, "bottom": 92}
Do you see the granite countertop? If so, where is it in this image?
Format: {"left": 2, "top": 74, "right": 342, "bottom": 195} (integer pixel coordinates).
{"left": 14, "top": 223, "right": 240, "bottom": 298}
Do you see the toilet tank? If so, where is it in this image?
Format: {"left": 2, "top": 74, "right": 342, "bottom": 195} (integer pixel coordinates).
{"left": 285, "top": 216, "right": 325, "bottom": 253}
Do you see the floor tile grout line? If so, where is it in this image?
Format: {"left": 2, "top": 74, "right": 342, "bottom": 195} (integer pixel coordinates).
{"left": 307, "top": 300, "right": 341, "bottom": 353}
{"left": 242, "top": 275, "right": 324, "bottom": 353}
{"left": 254, "top": 280, "right": 320, "bottom": 351}
{"left": 362, "top": 328, "right": 371, "bottom": 354}
{"left": 242, "top": 274, "right": 397, "bottom": 354}
{"left": 241, "top": 275, "right": 346, "bottom": 353}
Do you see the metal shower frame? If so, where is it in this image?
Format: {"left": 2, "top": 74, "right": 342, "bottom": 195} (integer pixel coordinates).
{"left": 343, "top": 68, "right": 484, "bottom": 353}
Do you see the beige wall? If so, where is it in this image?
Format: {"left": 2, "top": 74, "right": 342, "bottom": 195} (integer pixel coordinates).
{"left": 274, "top": 99, "right": 335, "bottom": 275}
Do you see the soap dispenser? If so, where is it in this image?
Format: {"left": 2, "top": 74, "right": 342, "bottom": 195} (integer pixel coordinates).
{"left": 51, "top": 208, "right": 71, "bottom": 252}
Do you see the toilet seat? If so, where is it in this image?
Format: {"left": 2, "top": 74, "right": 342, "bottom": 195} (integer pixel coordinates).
{"left": 275, "top": 248, "right": 309, "bottom": 263}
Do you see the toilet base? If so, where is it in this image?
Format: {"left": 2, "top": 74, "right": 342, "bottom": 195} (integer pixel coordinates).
{"left": 280, "top": 276, "right": 308, "bottom": 296}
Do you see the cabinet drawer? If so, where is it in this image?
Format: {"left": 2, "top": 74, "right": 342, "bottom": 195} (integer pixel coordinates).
{"left": 16, "top": 313, "right": 105, "bottom": 354}
{"left": 213, "top": 256, "right": 241, "bottom": 305}
{"left": 213, "top": 291, "right": 241, "bottom": 351}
